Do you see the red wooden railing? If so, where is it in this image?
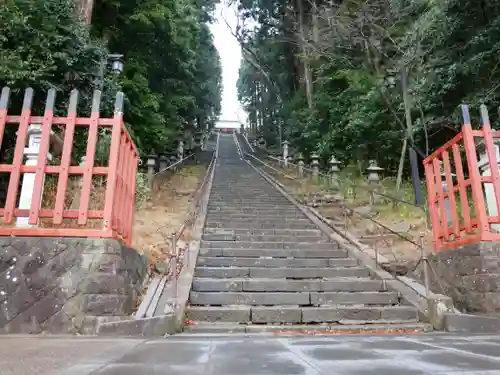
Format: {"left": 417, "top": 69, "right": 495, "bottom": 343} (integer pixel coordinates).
{"left": 0, "top": 87, "right": 138, "bottom": 245}
{"left": 424, "top": 104, "right": 500, "bottom": 251}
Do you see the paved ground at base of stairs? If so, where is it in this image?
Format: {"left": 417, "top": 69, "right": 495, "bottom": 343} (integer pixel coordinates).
{"left": 3, "top": 334, "right": 500, "bottom": 374}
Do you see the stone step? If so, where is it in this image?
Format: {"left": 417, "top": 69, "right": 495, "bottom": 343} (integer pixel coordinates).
{"left": 196, "top": 257, "right": 358, "bottom": 268}
{"left": 207, "top": 203, "right": 292, "bottom": 207}
{"left": 209, "top": 202, "right": 290, "bottom": 205}
{"left": 194, "top": 266, "right": 371, "bottom": 279}
{"left": 200, "top": 241, "right": 338, "bottom": 250}
{"left": 189, "top": 291, "right": 399, "bottom": 306}
{"left": 206, "top": 207, "right": 301, "bottom": 213}
{"left": 205, "top": 216, "right": 312, "bottom": 222}
{"left": 209, "top": 195, "right": 285, "bottom": 198}
{"left": 301, "top": 305, "right": 418, "bottom": 323}
{"left": 185, "top": 305, "right": 419, "bottom": 324}
{"left": 181, "top": 322, "right": 432, "bottom": 334}
{"left": 207, "top": 204, "right": 297, "bottom": 209}
{"left": 201, "top": 234, "right": 327, "bottom": 242}
{"left": 206, "top": 209, "right": 301, "bottom": 214}
{"left": 198, "top": 248, "right": 347, "bottom": 258}
{"left": 203, "top": 228, "right": 323, "bottom": 236}
{"left": 208, "top": 203, "right": 292, "bottom": 208}
{"left": 209, "top": 192, "right": 287, "bottom": 195}
{"left": 204, "top": 222, "right": 318, "bottom": 230}
{"left": 208, "top": 197, "right": 291, "bottom": 201}
{"left": 189, "top": 291, "right": 311, "bottom": 305}
{"left": 205, "top": 216, "right": 311, "bottom": 222}
{"left": 206, "top": 213, "right": 307, "bottom": 219}
{"left": 192, "top": 278, "right": 384, "bottom": 292}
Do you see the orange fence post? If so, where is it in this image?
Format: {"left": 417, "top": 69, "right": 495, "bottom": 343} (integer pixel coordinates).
{"left": 28, "top": 89, "right": 56, "bottom": 225}
{"left": 4, "top": 89, "right": 34, "bottom": 224}
{"left": 103, "top": 92, "right": 124, "bottom": 233}
{"left": 79, "top": 90, "right": 101, "bottom": 225}
{"left": 461, "top": 106, "right": 489, "bottom": 235}
{"left": 442, "top": 151, "right": 460, "bottom": 237}
{"left": 451, "top": 142, "right": 472, "bottom": 234}
{"left": 479, "top": 105, "right": 500, "bottom": 216}
{"left": 53, "top": 89, "right": 78, "bottom": 224}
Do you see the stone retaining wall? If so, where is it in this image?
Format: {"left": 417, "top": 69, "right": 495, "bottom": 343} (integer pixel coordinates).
{"left": 0, "top": 237, "right": 147, "bottom": 334}
{"left": 413, "top": 242, "right": 500, "bottom": 314}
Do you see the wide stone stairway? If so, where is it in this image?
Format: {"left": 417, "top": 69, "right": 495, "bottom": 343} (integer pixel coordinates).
{"left": 185, "top": 134, "right": 425, "bottom": 333}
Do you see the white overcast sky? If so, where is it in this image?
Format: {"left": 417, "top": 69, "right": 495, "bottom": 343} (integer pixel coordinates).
{"left": 209, "top": 2, "right": 245, "bottom": 122}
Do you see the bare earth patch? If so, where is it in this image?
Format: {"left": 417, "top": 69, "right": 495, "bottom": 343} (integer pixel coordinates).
{"left": 132, "top": 165, "right": 207, "bottom": 271}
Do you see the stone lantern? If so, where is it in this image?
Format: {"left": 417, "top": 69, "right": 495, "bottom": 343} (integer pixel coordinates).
{"left": 146, "top": 153, "right": 157, "bottom": 188}
{"left": 296, "top": 153, "right": 305, "bottom": 178}
{"left": 159, "top": 155, "right": 168, "bottom": 172}
{"left": 310, "top": 152, "right": 320, "bottom": 182}
{"left": 329, "top": 155, "right": 341, "bottom": 191}
{"left": 366, "top": 159, "right": 383, "bottom": 205}
{"left": 177, "top": 137, "right": 184, "bottom": 161}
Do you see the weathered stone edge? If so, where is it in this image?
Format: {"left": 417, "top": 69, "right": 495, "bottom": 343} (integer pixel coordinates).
{"left": 246, "top": 159, "right": 457, "bottom": 330}
{"left": 134, "top": 275, "right": 165, "bottom": 319}
{"left": 96, "top": 314, "right": 175, "bottom": 337}
{"left": 443, "top": 312, "right": 500, "bottom": 333}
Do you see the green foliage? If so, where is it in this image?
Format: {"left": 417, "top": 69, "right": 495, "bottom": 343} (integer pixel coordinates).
{"left": 135, "top": 172, "right": 151, "bottom": 208}
{"left": 0, "top": 0, "right": 116, "bottom": 113}
{"left": 237, "top": 0, "right": 500, "bottom": 175}
{"left": 92, "top": 0, "right": 222, "bottom": 153}
{"left": 0, "top": 0, "right": 222, "bottom": 154}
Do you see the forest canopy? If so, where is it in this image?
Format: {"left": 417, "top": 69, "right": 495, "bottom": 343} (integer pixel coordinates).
{"left": 236, "top": 0, "right": 500, "bottom": 174}
{"left": 0, "top": 0, "right": 223, "bottom": 154}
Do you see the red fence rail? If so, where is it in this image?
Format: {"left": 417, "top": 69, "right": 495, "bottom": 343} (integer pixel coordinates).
{"left": 424, "top": 104, "right": 500, "bottom": 251}
{"left": 0, "top": 87, "right": 138, "bottom": 245}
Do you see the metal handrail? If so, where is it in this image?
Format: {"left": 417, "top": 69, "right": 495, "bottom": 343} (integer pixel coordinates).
{"left": 152, "top": 153, "right": 195, "bottom": 177}
{"left": 233, "top": 132, "right": 244, "bottom": 159}
{"left": 242, "top": 133, "right": 255, "bottom": 153}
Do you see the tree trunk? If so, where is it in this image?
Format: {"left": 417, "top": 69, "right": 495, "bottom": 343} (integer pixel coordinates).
{"left": 75, "top": 0, "right": 94, "bottom": 23}
{"left": 297, "top": 0, "right": 313, "bottom": 108}
{"left": 395, "top": 138, "right": 407, "bottom": 194}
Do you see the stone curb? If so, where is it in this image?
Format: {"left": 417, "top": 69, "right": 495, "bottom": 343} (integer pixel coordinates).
{"left": 96, "top": 313, "right": 176, "bottom": 337}
{"left": 443, "top": 313, "right": 500, "bottom": 333}
{"left": 246, "top": 160, "right": 457, "bottom": 330}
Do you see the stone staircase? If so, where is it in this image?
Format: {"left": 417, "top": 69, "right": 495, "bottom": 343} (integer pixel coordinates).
{"left": 184, "top": 134, "right": 426, "bottom": 333}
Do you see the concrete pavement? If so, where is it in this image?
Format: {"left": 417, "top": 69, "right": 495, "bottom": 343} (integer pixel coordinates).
{"left": 2, "top": 333, "right": 500, "bottom": 374}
